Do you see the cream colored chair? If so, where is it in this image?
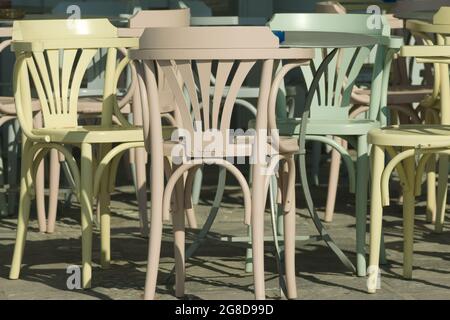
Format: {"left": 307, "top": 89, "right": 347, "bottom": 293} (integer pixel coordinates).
{"left": 367, "top": 34, "right": 450, "bottom": 295}
{"left": 9, "top": 19, "right": 143, "bottom": 289}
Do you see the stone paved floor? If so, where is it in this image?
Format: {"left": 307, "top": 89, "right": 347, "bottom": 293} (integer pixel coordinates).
{"left": 1, "top": 169, "right": 450, "bottom": 300}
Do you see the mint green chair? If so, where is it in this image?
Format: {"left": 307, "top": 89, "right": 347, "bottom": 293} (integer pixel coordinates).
{"left": 268, "top": 13, "right": 401, "bottom": 277}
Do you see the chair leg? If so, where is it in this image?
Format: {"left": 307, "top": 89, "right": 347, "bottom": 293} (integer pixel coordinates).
{"left": 0, "top": 144, "right": 7, "bottom": 217}
{"left": 368, "top": 145, "right": 384, "bottom": 293}
{"left": 251, "top": 163, "right": 266, "bottom": 300}
{"left": 310, "top": 141, "right": 321, "bottom": 186}
{"left": 355, "top": 135, "right": 369, "bottom": 277}
{"left": 191, "top": 167, "right": 202, "bottom": 205}
{"left": 98, "top": 143, "right": 112, "bottom": 269}
{"left": 379, "top": 232, "right": 387, "bottom": 265}
{"left": 7, "top": 120, "right": 19, "bottom": 216}
{"left": 435, "top": 154, "right": 448, "bottom": 233}
{"left": 284, "top": 158, "right": 297, "bottom": 299}
{"left": 173, "top": 164, "right": 186, "bottom": 298}
{"left": 144, "top": 159, "right": 164, "bottom": 300}
{"left": 46, "top": 149, "right": 61, "bottom": 233}
{"left": 184, "top": 170, "right": 198, "bottom": 228}
{"left": 9, "top": 139, "right": 33, "bottom": 280}
{"left": 245, "top": 226, "right": 253, "bottom": 273}
{"left": 324, "top": 137, "right": 342, "bottom": 222}
{"left": 402, "top": 154, "right": 416, "bottom": 279}
{"left": 135, "top": 147, "right": 149, "bottom": 237}
{"left": 80, "top": 143, "right": 94, "bottom": 288}
{"left": 32, "top": 114, "right": 46, "bottom": 233}
{"left": 425, "top": 156, "right": 436, "bottom": 223}
{"left": 99, "top": 175, "right": 111, "bottom": 269}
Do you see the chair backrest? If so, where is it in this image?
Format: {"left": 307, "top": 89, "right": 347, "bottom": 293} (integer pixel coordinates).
{"left": 268, "top": 13, "right": 389, "bottom": 121}
{"left": 315, "top": 1, "right": 405, "bottom": 87}
{"left": 12, "top": 19, "right": 137, "bottom": 131}
{"left": 130, "top": 26, "right": 313, "bottom": 143}
{"left": 52, "top": 1, "right": 135, "bottom": 97}
{"left": 127, "top": 8, "right": 190, "bottom": 36}
{"left": 406, "top": 7, "right": 450, "bottom": 121}
{"left": 125, "top": 8, "right": 190, "bottom": 118}
{"left": 316, "top": 1, "right": 404, "bottom": 29}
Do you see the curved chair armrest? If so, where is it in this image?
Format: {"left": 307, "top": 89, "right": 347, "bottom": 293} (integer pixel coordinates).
{"left": 109, "top": 48, "right": 138, "bottom": 128}
{"left": 0, "top": 38, "right": 11, "bottom": 53}
{"left": 116, "top": 47, "right": 138, "bottom": 110}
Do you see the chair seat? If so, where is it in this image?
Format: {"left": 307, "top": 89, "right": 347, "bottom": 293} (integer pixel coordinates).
{"left": 0, "top": 96, "right": 40, "bottom": 115}
{"left": 368, "top": 124, "right": 450, "bottom": 147}
{"left": 218, "top": 86, "right": 260, "bottom": 99}
{"left": 352, "top": 85, "right": 432, "bottom": 105}
{"left": 0, "top": 96, "right": 132, "bottom": 116}
{"left": 275, "top": 118, "right": 380, "bottom": 136}
{"left": 77, "top": 97, "right": 131, "bottom": 114}
{"left": 32, "top": 125, "right": 144, "bottom": 144}
{"left": 218, "top": 85, "right": 297, "bottom": 99}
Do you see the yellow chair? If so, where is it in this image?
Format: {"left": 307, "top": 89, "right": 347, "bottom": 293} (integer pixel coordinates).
{"left": 9, "top": 19, "right": 143, "bottom": 289}
{"left": 367, "top": 41, "right": 450, "bottom": 293}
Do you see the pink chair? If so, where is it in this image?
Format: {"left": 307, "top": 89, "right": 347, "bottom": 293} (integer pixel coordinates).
{"left": 120, "top": 8, "right": 198, "bottom": 230}
{"left": 130, "top": 26, "right": 313, "bottom": 299}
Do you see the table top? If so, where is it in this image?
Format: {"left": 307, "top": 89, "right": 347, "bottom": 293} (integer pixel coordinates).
{"left": 394, "top": 11, "right": 435, "bottom": 23}
{"left": 280, "top": 31, "right": 379, "bottom": 49}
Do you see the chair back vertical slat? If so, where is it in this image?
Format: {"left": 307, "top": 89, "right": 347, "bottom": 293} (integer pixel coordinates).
{"left": 219, "top": 60, "right": 256, "bottom": 134}
{"left": 61, "top": 49, "right": 77, "bottom": 114}
{"left": 68, "top": 49, "right": 98, "bottom": 124}
{"left": 177, "top": 60, "right": 202, "bottom": 126}
{"left": 26, "top": 57, "right": 51, "bottom": 117}
{"left": 46, "top": 49, "right": 62, "bottom": 114}
{"left": 33, "top": 52, "right": 57, "bottom": 115}
{"left": 341, "top": 47, "right": 371, "bottom": 107}
{"left": 211, "top": 60, "right": 233, "bottom": 129}
{"left": 196, "top": 60, "right": 212, "bottom": 130}
{"left": 326, "top": 48, "right": 338, "bottom": 106}
{"left": 159, "top": 60, "right": 195, "bottom": 134}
